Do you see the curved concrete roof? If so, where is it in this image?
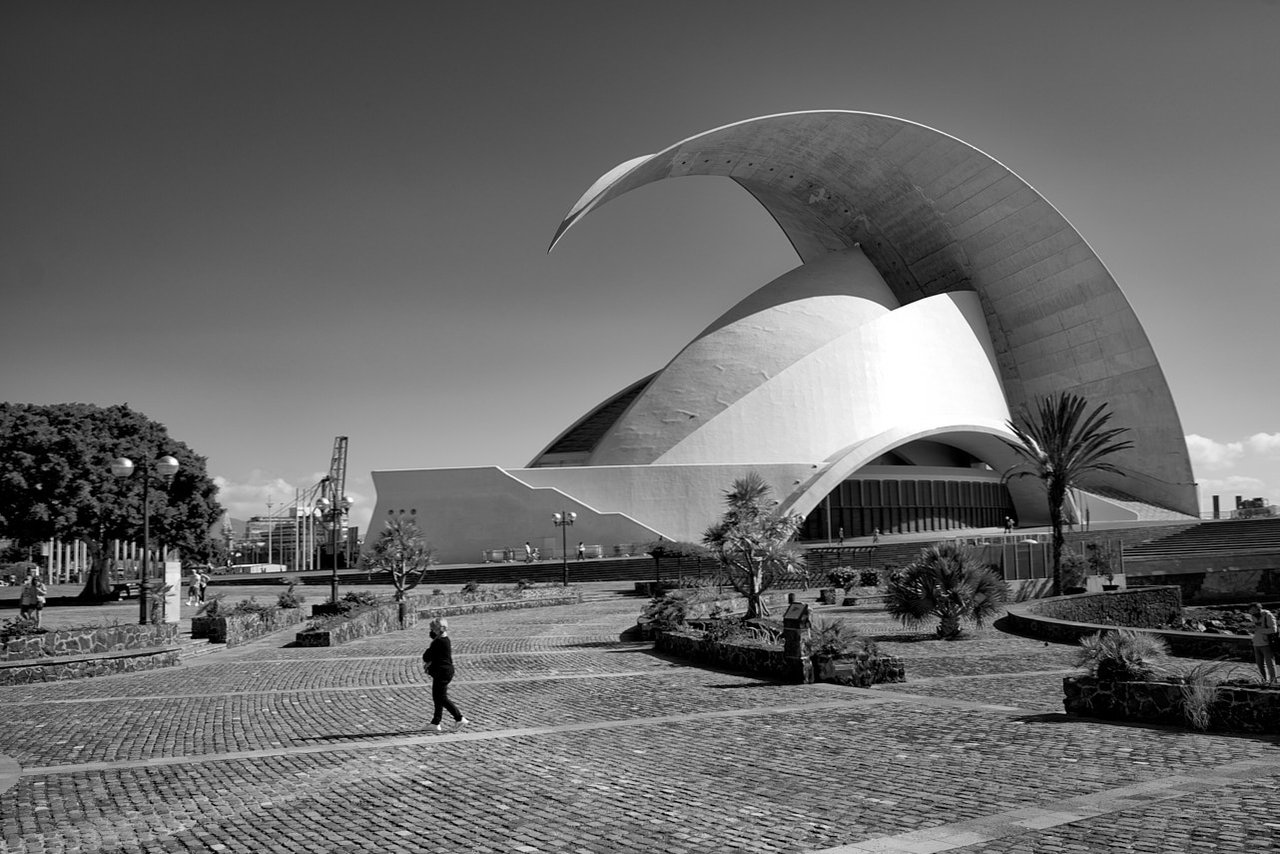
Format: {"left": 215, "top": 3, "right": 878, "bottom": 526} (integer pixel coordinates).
{"left": 550, "top": 111, "right": 1197, "bottom": 515}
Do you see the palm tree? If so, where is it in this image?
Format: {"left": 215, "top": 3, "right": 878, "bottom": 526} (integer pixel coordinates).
{"left": 702, "top": 472, "right": 805, "bottom": 619}
{"left": 361, "top": 516, "right": 435, "bottom": 625}
{"left": 885, "top": 542, "right": 1008, "bottom": 639}
{"left": 1005, "top": 392, "right": 1134, "bottom": 597}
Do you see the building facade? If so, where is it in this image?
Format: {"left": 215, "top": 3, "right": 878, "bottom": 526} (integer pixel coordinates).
{"left": 370, "top": 111, "right": 1197, "bottom": 565}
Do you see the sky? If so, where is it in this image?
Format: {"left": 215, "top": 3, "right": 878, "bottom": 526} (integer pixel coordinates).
{"left": 3, "top": 0, "right": 1279, "bottom": 535}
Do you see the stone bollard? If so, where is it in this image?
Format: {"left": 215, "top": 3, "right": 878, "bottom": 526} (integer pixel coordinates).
{"left": 783, "top": 602, "right": 812, "bottom": 684}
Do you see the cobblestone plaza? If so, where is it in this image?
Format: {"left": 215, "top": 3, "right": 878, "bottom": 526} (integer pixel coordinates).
{"left": 2, "top": 588, "right": 1278, "bottom": 853}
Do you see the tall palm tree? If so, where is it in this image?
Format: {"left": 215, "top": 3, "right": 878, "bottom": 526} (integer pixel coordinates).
{"left": 702, "top": 472, "right": 805, "bottom": 619}
{"left": 1005, "top": 392, "right": 1134, "bottom": 596}
{"left": 885, "top": 542, "right": 1008, "bottom": 639}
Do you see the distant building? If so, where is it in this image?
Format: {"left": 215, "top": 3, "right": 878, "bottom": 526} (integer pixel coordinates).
{"left": 371, "top": 111, "right": 1198, "bottom": 565}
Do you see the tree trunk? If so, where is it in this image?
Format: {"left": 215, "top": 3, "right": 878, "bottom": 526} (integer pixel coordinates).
{"left": 1049, "top": 482, "right": 1067, "bottom": 597}
{"left": 937, "top": 610, "right": 961, "bottom": 639}
{"left": 78, "top": 539, "right": 113, "bottom": 601}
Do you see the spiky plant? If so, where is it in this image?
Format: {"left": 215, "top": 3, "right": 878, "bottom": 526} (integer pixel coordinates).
{"left": 702, "top": 472, "right": 805, "bottom": 619}
{"left": 1175, "top": 659, "right": 1236, "bottom": 731}
{"left": 1074, "top": 629, "right": 1169, "bottom": 681}
{"left": 884, "top": 542, "right": 1009, "bottom": 640}
{"left": 807, "top": 617, "right": 859, "bottom": 660}
{"left": 1005, "top": 393, "right": 1134, "bottom": 596}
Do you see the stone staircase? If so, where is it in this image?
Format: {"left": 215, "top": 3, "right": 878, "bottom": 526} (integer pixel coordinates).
{"left": 1124, "top": 517, "right": 1280, "bottom": 560}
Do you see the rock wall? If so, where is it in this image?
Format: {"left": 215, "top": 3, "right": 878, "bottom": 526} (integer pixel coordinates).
{"left": 1030, "top": 586, "right": 1182, "bottom": 627}
{"left": 1, "top": 623, "right": 177, "bottom": 660}
{"left": 1005, "top": 587, "right": 1256, "bottom": 661}
{"left": 1064, "top": 675, "right": 1280, "bottom": 734}
{"left": 193, "top": 608, "right": 306, "bottom": 646}
{"left": 0, "top": 649, "right": 179, "bottom": 685}
{"left": 655, "top": 630, "right": 904, "bottom": 687}
{"left": 295, "top": 591, "right": 583, "bottom": 647}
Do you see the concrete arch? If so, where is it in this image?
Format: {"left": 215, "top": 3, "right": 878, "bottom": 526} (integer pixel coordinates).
{"left": 550, "top": 111, "right": 1196, "bottom": 516}
{"left": 777, "top": 423, "right": 1042, "bottom": 525}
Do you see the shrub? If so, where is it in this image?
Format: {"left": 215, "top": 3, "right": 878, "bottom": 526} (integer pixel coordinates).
{"left": 642, "top": 592, "right": 690, "bottom": 631}
{"left": 858, "top": 568, "right": 881, "bottom": 587}
{"left": 1175, "top": 660, "right": 1235, "bottom": 731}
{"left": 276, "top": 584, "right": 305, "bottom": 609}
{"left": 196, "top": 593, "right": 225, "bottom": 617}
{"left": 827, "top": 567, "right": 860, "bottom": 589}
{"left": 1061, "top": 550, "right": 1088, "bottom": 589}
{"left": 516, "top": 578, "right": 534, "bottom": 590}
{"left": 1075, "top": 629, "right": 1169, "bottom": 681}
{"left": 885, "top": 543, "right": 1009, "bottom": 639}
{"left": 0, "top": 616, "right": 45, "bottom": 642}
{"left": 432, "top": 588, "right": 444, "bottom": 596}
{"left": 342, "top": 590, "right": 380, "bottom": 607}
{"left": 807, "top": 618, "right": 859, "bottom": 660}
{"left": 231, "top": 597, "right": 274, "bottom": 616}
{"left": 461, "top": 580, "right": 481, "bottom": 595}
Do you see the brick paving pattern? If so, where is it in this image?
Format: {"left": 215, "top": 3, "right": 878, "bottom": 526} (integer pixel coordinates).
{"left": 2, "top": 587, "right": 1278, "bottom": 853}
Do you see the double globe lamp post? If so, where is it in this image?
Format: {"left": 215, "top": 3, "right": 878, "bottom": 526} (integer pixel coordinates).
{"left": 552, "top": 511, "right": 576, "bottom": 586}
{"left": 110, "top": 454, "right": 180, "bottom": 624}
{"left": 314, "top": 493, "right": 352, "bottom": 604}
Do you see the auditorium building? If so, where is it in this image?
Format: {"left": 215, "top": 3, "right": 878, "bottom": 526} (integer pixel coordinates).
{"left": 370, "top": 112, "right": 1198, "bottom": 565}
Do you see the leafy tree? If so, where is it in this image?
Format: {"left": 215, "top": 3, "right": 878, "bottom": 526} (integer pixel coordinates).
{"left": 361, "top": 516, "right": 435, "bottom": 622}
{"left": 1004, "top": 392, "right": 1133, "bottom": 597}
{"left": 0, "top": 403, "right": 223, "bottom": 600}
{"left": 885, "top": 542, "right": 1008, "bottom": 639}
{"left": 701, "top": 472, "right": 805, "bottom": 619}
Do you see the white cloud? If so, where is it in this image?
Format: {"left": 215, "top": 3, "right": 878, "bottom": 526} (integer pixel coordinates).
{"left": 1246, "top": 432, "right": 1280, "bottom": 458}
{"left": 213, "top": 470, "right": 374, "bottom": 539}
{"left": 1185, "top": 434, "right": 1244, "bottom": 470}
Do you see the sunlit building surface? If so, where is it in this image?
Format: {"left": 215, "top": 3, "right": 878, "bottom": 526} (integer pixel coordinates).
{"left": 371, "top": 112, "right": 1197, "bottom": 564}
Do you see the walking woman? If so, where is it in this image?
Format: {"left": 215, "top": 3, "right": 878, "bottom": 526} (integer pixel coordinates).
{"left": 422, "top": 617, "right": 469, "bottom": 732}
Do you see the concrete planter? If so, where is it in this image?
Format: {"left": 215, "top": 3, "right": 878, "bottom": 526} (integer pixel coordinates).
{"left": 0, "top": 623, "right": 180, "bottom": 685}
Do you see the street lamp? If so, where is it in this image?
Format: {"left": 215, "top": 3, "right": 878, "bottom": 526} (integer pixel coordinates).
{"left": 315, "top": 491, "right": 353, "bottom": 603}
{"left": 110, "top": 454, "right": 180, "bottom": 624}
{"left": 552, "top": 511, "right": 576, "bottom": 586}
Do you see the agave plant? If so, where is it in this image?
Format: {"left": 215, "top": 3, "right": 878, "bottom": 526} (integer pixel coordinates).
{"left": 884, "top": 542, "right": 1010, "bottom": 639}
{"left": 807, "top": 618, "right": 860, "bottom": 660}
{"left": 1074, "top": 629, "right": 1169, "bottom": 681}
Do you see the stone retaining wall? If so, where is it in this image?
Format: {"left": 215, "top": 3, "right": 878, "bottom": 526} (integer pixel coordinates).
{"left": 1028, "top": 586, "right": 1182, "bottom": 627}
{"left": 0, "top": 648, "right": 179, "bottom": 685}
{"left": 295, "top": 591, "right": 583, "bottom": 647}
{"left": 193, "top": 608, "right": 306, "bottom": 646}
{"left": 1, "top": 623, "right": 177, "bottom": 661}
{"left": 1004, "top": 587, "right": 1255, "bottom": 661}
{"left": 655, "top": 630, "right": 904, "bottom": 687}
{"left": 1064, "top": 675, "right": 1280, "bottom": 734}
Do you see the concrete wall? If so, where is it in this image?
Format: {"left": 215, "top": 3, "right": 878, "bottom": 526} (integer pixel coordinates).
{"left": 551, "top": 111, "right": 1197, "bottom": 516}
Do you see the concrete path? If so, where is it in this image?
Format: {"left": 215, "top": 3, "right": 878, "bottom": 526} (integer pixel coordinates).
{"left": 1, "top": 588, "right": 1278, "bottom": 853}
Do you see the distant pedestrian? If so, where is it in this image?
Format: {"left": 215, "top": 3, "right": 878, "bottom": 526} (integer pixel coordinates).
{"left": 524, "top": 542, "right": 533, "bottom": 563}
{"left": 19, "top": 570, "right": 47, "bottom": 627}
{"left": 422, "top": 618, "right": 468, "bottom": 732}
{"left": 837, "top": 527, "right": 844, "bottom": 546}
{"left": 872, "top": 528, "right": 881, "bottom": 544}
{"left": 1004, "top": 516, "right": 1013, "bottom": 534}
{"left": 186, "top": 570, "right": 200, "bottom": 607}
{"left": 196, "top": 569, "right": 209, "bottom": 603}
{"left": 1249, "top": 603, "right": 1278, "bottom": 684}
{"left": 576, "top": 542, "right": 585, "bottom": 560}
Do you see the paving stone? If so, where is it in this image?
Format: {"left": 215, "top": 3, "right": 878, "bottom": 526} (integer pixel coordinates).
{"left": 2, "top": 591, "right": 1279, "bottom": 853}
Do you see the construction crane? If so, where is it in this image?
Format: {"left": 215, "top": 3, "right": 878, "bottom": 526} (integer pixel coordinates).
{"left": 317, "top": 436, "right": 350, "bottom": 602}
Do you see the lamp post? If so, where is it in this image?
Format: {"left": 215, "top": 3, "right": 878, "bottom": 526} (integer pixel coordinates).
{"left": 552, "top": 511, "right": 576, "bottom": 586}
{"left": 315, "top": 491, "right": 352, "bottom": 603}
{"left": 110, "top": 454, "right": 180, "bottom": 624}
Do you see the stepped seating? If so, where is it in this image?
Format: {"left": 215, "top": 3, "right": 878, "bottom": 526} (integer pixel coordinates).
{"left": 1124, "top": 517, "right": 1280, "bottom": 560}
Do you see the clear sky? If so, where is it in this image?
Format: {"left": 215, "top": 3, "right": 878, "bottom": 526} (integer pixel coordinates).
{"left": 3, "top": 0, "right": 1278, "bottom": 534}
